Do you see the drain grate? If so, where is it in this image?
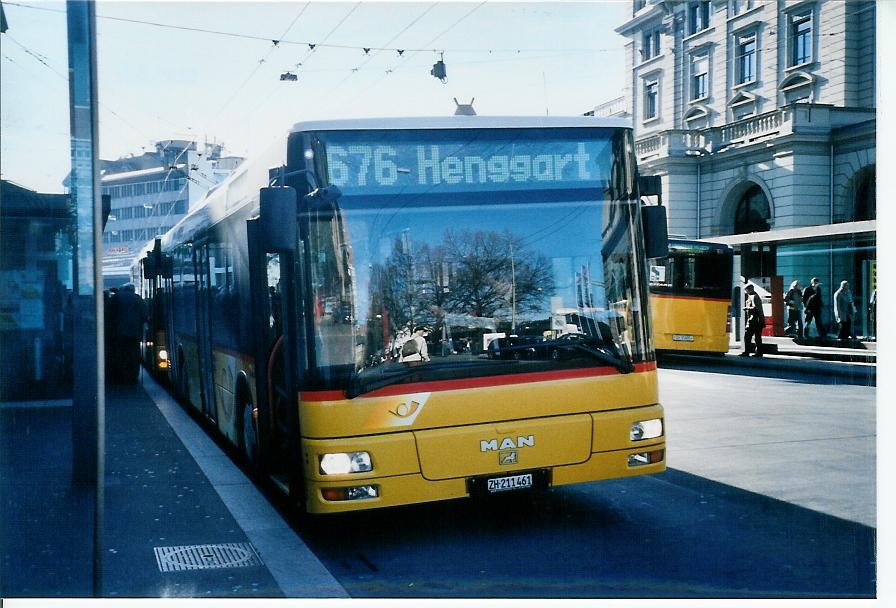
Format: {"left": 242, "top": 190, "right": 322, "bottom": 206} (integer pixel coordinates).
{"left": 153, "top": 543, "right": 263, "bottom": 572}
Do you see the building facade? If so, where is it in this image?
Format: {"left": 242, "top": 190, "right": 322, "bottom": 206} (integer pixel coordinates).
{"left": 73, "top": 140, "right": 243, "bottom": 285}
{"left": 616, "top": 0, "right": 876, "bottom": 337}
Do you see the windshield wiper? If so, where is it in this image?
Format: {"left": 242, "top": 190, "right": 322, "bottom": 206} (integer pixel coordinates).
{"left": 567, "top": 342, "right": 634, "bottom": 374}
{"left": 346, "top": 360, "right": 495, "bottom": 399}
{"left": 550, "top": 334, "right": 634, "bottom": 374}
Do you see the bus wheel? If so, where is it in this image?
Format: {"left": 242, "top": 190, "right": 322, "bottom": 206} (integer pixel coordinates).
{"left": 241, "top": 400, "right": 258, "bottom": 466}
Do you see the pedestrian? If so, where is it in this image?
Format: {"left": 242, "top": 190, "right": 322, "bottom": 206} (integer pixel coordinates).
{"left": 834, "top": 280, "right": 857, "bottom": 341}
{"left": 803, "top": 277, "right": 826, "bottom": 338}
{"left": 399, "top": 326, "right": 430, "bottom": 364}
{"left": 740, "top": 283, "right": 765, "bottom": 357}
{"left": 114, "top": 283, "right": 147, "bottom": 383}
{"left": 868, "top": 289, "right": 877, "bottom": 340}
{"left": 784, "top": 280, "right": 803, "bottom": 338}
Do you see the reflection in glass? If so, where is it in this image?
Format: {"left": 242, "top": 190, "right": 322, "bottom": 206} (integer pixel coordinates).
{"left": 302, "top": 128, "right": 650, "bottom": 393}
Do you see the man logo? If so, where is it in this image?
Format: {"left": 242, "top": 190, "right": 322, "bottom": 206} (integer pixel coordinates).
{"left": 480, "top": 435, "right": 535, "bottom": 452}
{"left": 499, "top": 450, "right": 518, "bottom": 466}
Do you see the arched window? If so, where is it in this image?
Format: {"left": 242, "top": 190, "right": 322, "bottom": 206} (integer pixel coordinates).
{"left": 734, "top": 184, "right": 770, "bottom": 234}
{"left": 854, "top": 166, "right": 875, "bottom": 222}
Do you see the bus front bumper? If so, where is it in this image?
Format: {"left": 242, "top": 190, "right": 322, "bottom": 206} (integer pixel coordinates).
{"left": 304, "top": 442, "right": 665, "bottom": 514}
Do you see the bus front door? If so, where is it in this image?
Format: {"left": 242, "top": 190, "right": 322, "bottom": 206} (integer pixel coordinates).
{"left": 247, "top": 209, "right": 302, "bottom": 503}
{"left": 195, "top": 243, "right": 217, "bottom": 422}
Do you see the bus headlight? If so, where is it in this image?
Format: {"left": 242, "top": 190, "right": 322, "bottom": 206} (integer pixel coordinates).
{"left": 630, "top": 418, "right": 663, "bottom": 441}
{"left": 319, "top": 451, "right": 373, "bottom": 475}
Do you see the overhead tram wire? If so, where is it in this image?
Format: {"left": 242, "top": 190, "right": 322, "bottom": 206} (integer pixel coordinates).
{"left": 2, "top": 33, "right": 162, "bottom": 147}
{"left": 5, "top": 2, "right": 613, "bottom": 55}
{"left": 229, "top": 2, "right": 364, "bottom": 132}
{"left": 335, "top": 0, "right": 488, "bottom": 110}
{"left": 208, "top": 2, "right": 312, "bottom": 128}
{"left": 310, "top": 3, "right": 440, "bottom": 106}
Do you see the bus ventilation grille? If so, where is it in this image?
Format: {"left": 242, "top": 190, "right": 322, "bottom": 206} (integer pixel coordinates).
{"left": 153, "top": 543, "right": 263, "bottom": 572}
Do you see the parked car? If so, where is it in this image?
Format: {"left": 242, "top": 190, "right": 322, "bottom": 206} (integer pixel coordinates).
{"left": 486, "top": 335, "right": 544, "bottom": 360}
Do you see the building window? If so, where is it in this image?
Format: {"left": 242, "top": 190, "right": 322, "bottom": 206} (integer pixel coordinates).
{"left": 688, "top": 1, "right": 711, "bottom": 35}
{"left": 735, "top": 33, "right": 757, "bottom": 84}
{"left": 634, "top": 0, "right": 646, "bottom": 14}
{"left": 642, "top": 27, "right": 661, "bottom": 61}
{"left": 789, "top": 11, "right": 812, "bottom": 66}
{"left": 854, "top": 166, "right": 876, "bottom": 222}
{"left": 734, "top": 185, "right": 770, "bottom": 234}
{"left": 730, "top": 0, "right": 754, "bottom": 16}
{"left": 690, "top": 53, "right": 709, "bottom": 100}
{"left": 174, "top": 200, "right": 187, "bottom": 214}
{"left": 644, "top": 80, "right": 659, "bottom": 120}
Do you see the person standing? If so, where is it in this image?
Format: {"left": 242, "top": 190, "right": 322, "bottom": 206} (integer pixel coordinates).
{"left": 740, "top": 283, "right": 765, "bottom": 357}
{"left": 114, "top": 283, "right": 147, "bottom": 383}
{"left": 834, "top": 280, "right": 857, "bottom": 340}
{"left": 399, "top": 326, "right": 430, "bottom": 364}
{"left": 784, "top": 280, "right": 803, "bottom": 338}
{"left": 803, "top": 277, "right": 826, "bottom": 338}
{"left": 868, "top": 289, "right": 877, "bottom": 340}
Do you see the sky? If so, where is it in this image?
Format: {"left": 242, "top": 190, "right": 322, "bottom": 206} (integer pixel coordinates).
{"left": 0, "top": 0, "right": 630, "bottom": 193}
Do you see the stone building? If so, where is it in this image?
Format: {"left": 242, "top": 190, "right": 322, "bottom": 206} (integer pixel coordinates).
{"left": 616, "top": 0, "right": 876, "bottom": 337}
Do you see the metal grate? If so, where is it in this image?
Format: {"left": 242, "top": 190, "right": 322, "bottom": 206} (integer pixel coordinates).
{"left": 153, "top": 543, "right": 263, "bottom": 572}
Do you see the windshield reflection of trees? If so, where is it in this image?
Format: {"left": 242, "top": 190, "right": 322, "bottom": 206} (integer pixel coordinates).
{"left": 364, "top": 224, "right": 631, "bottom": 371}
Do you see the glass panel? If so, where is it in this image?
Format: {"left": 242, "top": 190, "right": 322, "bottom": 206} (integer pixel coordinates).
{"left": 650, "top": 245, "right": 733, "bottom": 299}
{"left": 303, "top": 128, "right": 649, "bottom": 392}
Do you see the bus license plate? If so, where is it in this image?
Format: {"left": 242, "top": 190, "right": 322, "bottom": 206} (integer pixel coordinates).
{"left": 487, "top": 473, "right": 533, "bottom": 493}
{"left": 672, "top": 334, "right": 695, "bottom": 342}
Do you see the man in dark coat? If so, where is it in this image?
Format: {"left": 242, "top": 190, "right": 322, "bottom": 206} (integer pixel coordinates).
{"left": 740, "top": 283, "right": 765, "bottom": 356}
{"left": 803, "top": 277, "right": 825, "bottom": 338}
{"left": 114, "top": 283, "right": 146, "bottom": 383}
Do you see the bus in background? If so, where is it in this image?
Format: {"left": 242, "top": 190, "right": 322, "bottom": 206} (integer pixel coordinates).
{"left": 138, "top": 116, "right": 668, "bottom": 514}
{"left": 648, "top": 239, "right": 734, "bottom": 355}
{"left": 131, "top": 237, "right": 172, "bottom": 376}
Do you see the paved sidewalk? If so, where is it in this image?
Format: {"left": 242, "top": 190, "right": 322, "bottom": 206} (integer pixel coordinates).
{"left": 1, "top": 376, "right": 347, "bottom": 598}
{"left": 658, "top": 338, "right": 876, "bottom": 386}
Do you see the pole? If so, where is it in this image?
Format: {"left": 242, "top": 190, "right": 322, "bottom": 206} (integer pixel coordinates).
{"left": 66, "top": 0, "right": 104, "bottom": 596}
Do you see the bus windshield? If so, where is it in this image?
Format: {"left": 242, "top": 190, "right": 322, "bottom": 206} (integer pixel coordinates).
{"left": 649, "top": 242, "right": 733, "bottom": 300}
{"left": 301, "top": 127, "right": 651, "bottom": 393}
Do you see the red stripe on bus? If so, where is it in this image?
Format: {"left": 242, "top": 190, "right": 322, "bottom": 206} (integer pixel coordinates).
{"left": 300, "top": 361, "right": 657, "bottom": 401}
{"left": 651, "top": 294, "right": 730, "bottom": 303}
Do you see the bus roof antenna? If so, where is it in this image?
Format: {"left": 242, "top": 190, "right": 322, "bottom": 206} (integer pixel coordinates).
{"left": 453, "top": 98, "right": 476, "bottom": 116}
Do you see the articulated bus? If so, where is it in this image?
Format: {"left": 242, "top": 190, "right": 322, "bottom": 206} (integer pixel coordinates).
{"left": 135, "top": 116, "right": 668, "bottom": 514}
{"left": 648, "top": 239, "right": 734, "bottom": 354}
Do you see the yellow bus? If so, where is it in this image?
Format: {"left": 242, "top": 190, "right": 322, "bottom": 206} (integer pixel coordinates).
{"left": 139, "top": 117, "right": 668, "bottom": 514}
{"left": 649, "top": 239, "right": 734, "bottom": 355}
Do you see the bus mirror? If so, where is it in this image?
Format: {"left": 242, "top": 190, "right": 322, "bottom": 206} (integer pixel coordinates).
{"left": 259, "top": 186, "right": 298, "bottom": 252}
{"left": 641, "top": 205, "right": 668, "bottom": 259}
{"left": 303, "top": 184, "right": 342, "bottom": 207}
{"left": 161, "top": 254, "right": 174, "bottom": 279}
{"left": 142, "top": 255, "right": 158, "bottom": 280}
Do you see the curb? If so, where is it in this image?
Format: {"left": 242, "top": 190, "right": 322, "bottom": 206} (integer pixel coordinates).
{"left": 658, "top": 352, "right": 876, "bottom": 385}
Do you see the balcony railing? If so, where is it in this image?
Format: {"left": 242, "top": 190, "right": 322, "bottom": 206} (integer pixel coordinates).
{"left": 632, "top": 104, "right": 875, "bottom": 162}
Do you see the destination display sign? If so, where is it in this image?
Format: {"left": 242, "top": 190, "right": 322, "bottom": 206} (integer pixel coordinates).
{"left": 321, "top": 136, "right": 613, "bottom": 195}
